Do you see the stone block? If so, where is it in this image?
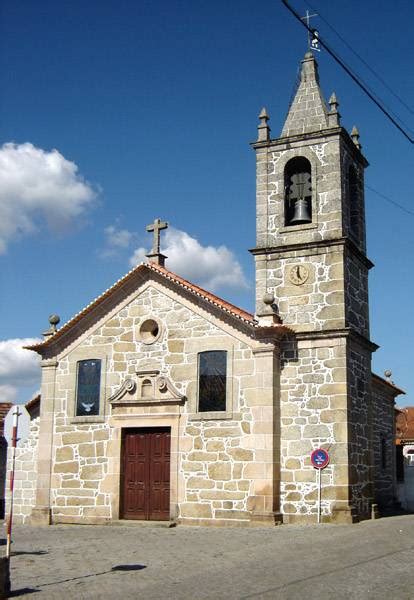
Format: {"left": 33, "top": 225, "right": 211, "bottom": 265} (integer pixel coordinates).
{"left": 319, "top": 383, "right": 346, "bottom": 396}
{"left": 233, "top": 464, "right": 243, "bottom": 479}
{"left": 61, "top": 479, "right": 79, "bottom": 488}
{"left": 66, "top": 496, "right": 95, "bottom": 506}
{"left": 285, "top": 492, "right": 302, "bottom": 501}
{"left": 185, "top": 426, "right": 200, "bottom": 436}
{"left": 227, "top": 448, "right": 253, "bottom": 462}
{"left": 244, "top": 388, "right": 273, "bottom": 407}
{"left": 182, "top": 461, "right": 204, "bottom": 472}
{"left": 208, "top": 463, "right": 232, "bottom": 481}
{"left": 53, "top": 461, "right": 79, "bottom": 474}
{"left": 120, "top": 332, "right": 133, "bottom": 342}
{"left": 204, "top": 427, "right": 241, "bottom": 438}
{"left": 55, "top": 447, "right": 74, "bottom": 462}
{"left": 321, "top": 409, "right": 346, "bottom": 423}
{"left": 62, "top": 431, "right": 92, "bottom": 445}
{"left": 333, "top": 422, "right": 348, "bottom": 442}
{"left": 199, "top": 490, "right": 245, "bottom": 501}
{"left": 168, "top": 340, "right": 184, "bottom": 353}
{"left": 294, "top": 470, "right": 316, "bottom": 483}
{"left": 83, "top": 507, "right": 111, "bottom": 518}
{"left": 284, "top": 426, "right": 301, "bottom": 440}
{"left": 193, "top": 437, "right": 203, "bottom": 450}
{"left": 180, "top": 503, "right": 212, "bottom": 518}
{"left": 113, "top": 341, "right": 136, "bottom": 352}
{"left": 241, "top": 422, "right": 251, "bottom": 434}
{"left": 285, "top": 458, "right": 301, "bottom": 470}
{"left": 214, "top": 510, "right": 248, "bottom": 520}
{"left": 303, "top": 424, "right": 330, "bottom": 438}
{"left": 187, "top": 477, "right": 215, "bottom": 489}
{"left": 288, "top": 440, "right": 313, "bottom": 456}
{"left": 206, "top": 441, "right": 225, "bottom": 452}
{"left": 78, "top": 444, "right": 95, "bottom": 458}
{"left": 233, "top": 360, "right": 254, "bottom": 376}
{"left": 80, "top": 465, "right": 103, "bottom": 480}
{"left": 307, "top": 397, "right": 329, "bottom": 410}
{"left": 101, "top": 327, "right": 123, "bottom": 336}
{"left": 187, "top": 451, "right": 216, "bottom": 462}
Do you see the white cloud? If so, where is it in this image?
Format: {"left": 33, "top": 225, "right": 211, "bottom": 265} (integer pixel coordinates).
{"left": 100, "top": 225, "right": 133, "bottom": 258}
{"left": 0, "top": 142, "right": 96, "bottom": 253}
{"left": 129, "top": 227, "right": 248, "bottom": 292}
{"left": 0, "top": 338, "right": 42, "bottom": 403}
{"left": 0, "top": 385, "right": 18, "bottom": 404}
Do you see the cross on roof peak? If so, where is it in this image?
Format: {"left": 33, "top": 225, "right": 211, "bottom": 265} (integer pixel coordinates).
{"left": 145, "top": 218, "right": 168, "bottom": 267}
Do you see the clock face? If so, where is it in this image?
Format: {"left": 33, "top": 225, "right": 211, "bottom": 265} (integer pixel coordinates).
{"left": 288, "top": 264, "right": 309, "bottom": 285}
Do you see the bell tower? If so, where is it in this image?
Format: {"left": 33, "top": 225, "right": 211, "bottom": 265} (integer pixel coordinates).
{"left": 252, "top": 52, "right": 377, "bottom": 523}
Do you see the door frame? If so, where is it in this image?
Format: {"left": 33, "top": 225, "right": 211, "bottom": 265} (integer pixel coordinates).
{"left": 119, "top": 426, "right": 171, "bottom": 521}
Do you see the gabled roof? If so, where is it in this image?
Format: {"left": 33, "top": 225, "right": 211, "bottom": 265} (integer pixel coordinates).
{"left": 26, "top": 262, "right": 290, "bottom": 355}
{"left": 372, "top": 373, "right": 406, "bottom": 397}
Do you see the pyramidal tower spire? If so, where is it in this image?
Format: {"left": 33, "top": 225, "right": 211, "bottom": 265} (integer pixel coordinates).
{"left": 281, "top": 51, "right": 329, "bottom": 137}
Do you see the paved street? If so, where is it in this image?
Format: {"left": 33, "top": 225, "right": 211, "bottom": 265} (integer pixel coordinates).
{"left": 6, "top": 515, "right": 414, "bottom": 599}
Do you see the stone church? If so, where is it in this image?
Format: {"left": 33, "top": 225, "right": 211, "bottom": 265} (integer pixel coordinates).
{"left": 11, "top": 51, "right": 404, "bottom": 526}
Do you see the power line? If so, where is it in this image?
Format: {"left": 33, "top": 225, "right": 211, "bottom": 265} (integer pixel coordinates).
{"left": 281, "top": 0, "right": 414, "bottom": 144}
{"left": 304, "top": 0, "right": 414, "bottom": 118}
{"left": 366, "top": 184, "right": 414, "bottom": 217}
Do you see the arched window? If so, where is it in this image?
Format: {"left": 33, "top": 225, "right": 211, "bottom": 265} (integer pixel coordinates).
{"left": 76, "top": 359, "right": 101, "bottom": 416}
{"left": 348, "top": 166, "right": 359, "bottom": 239}
{"left": 198, "top": 351, "right": 227, "bottom": 412}
{"left": 284, "top": 157, "right": 312, "bottom": 226}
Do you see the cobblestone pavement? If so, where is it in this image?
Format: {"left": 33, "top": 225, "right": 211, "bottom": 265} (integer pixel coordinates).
{"left": 6, "top": 515, "right": 414, "bottom": 599}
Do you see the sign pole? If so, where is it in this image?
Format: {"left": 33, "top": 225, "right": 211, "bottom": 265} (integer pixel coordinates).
{"left": 6, "top": 406, "right": 21, "bottom": 560}
{"left": 317, "top": 467, "right": 321, "bottom": 524}
{"left": 310, "top": 448, "right": 329, "bottom": 524}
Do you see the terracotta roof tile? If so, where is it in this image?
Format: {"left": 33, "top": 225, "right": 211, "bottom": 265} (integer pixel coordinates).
{"left": 26, "top": 262, "right": 290, "bottom": 354}
{"left": 0, "top": 402, "right": 13, "bottom": 436}
{"left": 25, "top": 394, "right": 41, "bottom": 412}
{"left": 396, "top": 407, "right": 414, "bottom": 443}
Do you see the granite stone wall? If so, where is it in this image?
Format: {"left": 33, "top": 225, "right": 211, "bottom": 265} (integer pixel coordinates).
{"left": 371, "top": 379, "right": 396, "bottom": 510}
{"left": 280, "top": 336, "right": 349, "bottom": 522}
{"left": 256, "top": 248, "right": 345, "bottom": 333}
{"left": 18, "top": 283, "right": 280, "bottom": 526}
{"left": 347, "top": 343, "right": 373, "bottom": 518}
{"left": 5, "top": 417, "right": 39, "bottom": 524}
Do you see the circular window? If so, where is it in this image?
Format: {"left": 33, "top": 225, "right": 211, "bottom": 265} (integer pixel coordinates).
{"left": 138, "top": 318, "right": 161, "bottom": 344}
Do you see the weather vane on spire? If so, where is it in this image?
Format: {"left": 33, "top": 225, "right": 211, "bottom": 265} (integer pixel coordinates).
{"left": 301, "top": 9, "right": 320, "bottom": 53}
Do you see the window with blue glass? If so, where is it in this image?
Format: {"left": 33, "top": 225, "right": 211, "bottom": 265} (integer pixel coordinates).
{"left": 76, "top": 359, "right": 101, "bottom": 416}
{"left": 198, "top": 351, "right": 227, "bottom": 412}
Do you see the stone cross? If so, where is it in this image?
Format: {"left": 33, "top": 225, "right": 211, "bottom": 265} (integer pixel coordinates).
{"left": 146, "top": 218, "right": 168, "bottom": 255}
{"left": 145, "top": 218, "right": 168, "bottom": 267}
{"left": 301, "top": 9, "right": 319, "bottom": 51}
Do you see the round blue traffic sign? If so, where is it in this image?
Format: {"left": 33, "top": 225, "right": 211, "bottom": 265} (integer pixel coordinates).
{"left": 311, "top": 448, "right": 329, "bottom": 469}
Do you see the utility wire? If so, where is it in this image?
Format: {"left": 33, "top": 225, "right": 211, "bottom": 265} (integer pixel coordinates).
{"left": 281, "top": 0, "right": 414, "bottom": 144}
{"left": 304, "top": 0, "right": 414, "bottom": 117}
{"left": 366, "top": 184, "right": 414, "bottom": 217}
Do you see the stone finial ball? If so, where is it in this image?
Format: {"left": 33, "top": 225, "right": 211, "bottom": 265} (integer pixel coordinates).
{"left": 384, "top": 369, "right": 392, "bottom": 379}
{"left": 263, "top": 292, "right": 275, "bottom": 305}
{"left": 49, "top": 314, "right": 60, "bottom": 326}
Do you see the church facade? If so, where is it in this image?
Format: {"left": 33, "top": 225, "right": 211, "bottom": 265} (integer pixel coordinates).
{"left": 11, "top": 52, "right": 403, "bottom": 526}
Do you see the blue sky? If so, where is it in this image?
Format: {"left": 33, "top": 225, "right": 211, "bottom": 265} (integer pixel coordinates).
{"left": 0, "top": 0, "right": 413, "bottom": 406}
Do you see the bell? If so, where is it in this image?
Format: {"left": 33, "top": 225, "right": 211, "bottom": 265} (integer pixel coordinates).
{"left": 290, "top": 198, "right": 312, "bottom": 225}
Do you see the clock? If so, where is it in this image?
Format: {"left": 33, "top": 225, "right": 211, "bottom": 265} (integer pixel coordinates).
{"left": 288, "top": 264, "right": 309, "bottom": 285}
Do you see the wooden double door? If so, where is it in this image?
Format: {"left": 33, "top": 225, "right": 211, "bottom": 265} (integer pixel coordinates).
{"left": 121, "top": 428, "right": 171, "bottom": 521}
